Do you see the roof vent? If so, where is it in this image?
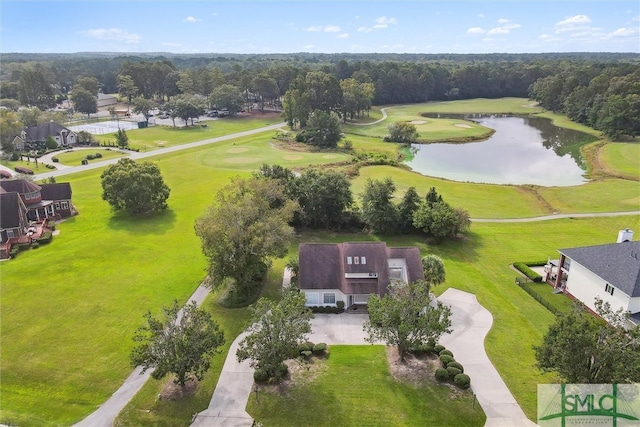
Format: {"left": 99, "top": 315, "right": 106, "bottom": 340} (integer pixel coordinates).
{"left": 617, "top": 228, "right": 634, "bottom": 243}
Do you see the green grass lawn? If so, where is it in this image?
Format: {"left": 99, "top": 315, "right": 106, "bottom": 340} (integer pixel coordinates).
{"left": 1, "top": 98, "right": 638, "bottom": 426}
{"left": 413, "top": 98, "right": 544, "bottom": 115}
{"left": 247, "top": 346, "right": 486, "bottom": 427}
{"left": 599, "top": 142, "right": 640, "bottom": 179}
{"left": 52, "top": 148, "right": 126, "bottom": 165}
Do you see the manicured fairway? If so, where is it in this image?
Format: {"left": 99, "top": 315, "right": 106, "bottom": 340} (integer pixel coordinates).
{"left": 599, "top": 142, "right": 640, "bottom": 179}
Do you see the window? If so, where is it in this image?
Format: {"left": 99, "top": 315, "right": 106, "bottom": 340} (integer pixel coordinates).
{"left": 54, "top": 202, "right": 60, "bottom": 210}
{"left": 361, "top": 256, "right": 366, "bottom": 265}
{"left": 354, "top": 256, "right": 359, "bottom": 264}
{"left": 323, "top": 293, "right": 336, "bottom": 304}
{"left": 305, "top": 293, "right": 319, "bottom": 305}
{"left": 347, "top": 257, "right": 352, "bottom": 265}
{"left": 605, "top": 284, "right": 614, "bottom": 296}
{"left": 389, "top": 267, "right": 404, "bottom": 280}
{"left": 61, "top": 201, "right": 69, "bottom": 209}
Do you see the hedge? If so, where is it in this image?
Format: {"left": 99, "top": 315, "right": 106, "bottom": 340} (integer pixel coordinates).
{"left": 439, "top": 349, "right": 454, "bottom": 358}
{"left": 454, "top": 373, "right": 471, "bottom": 389}
{"left": 435, "top": 368, "right": 449, "bottom": 382}
{"left": 446, "top": 366, "right": 462, "bottom": 379}
{"left": 439, "top": 354, "right": 455, "bottom": 367}
{"left": 513, "top": 262, "right": 543, "bottom": 282}
{"left": 447, "top": 361, "right": 464, "bottom": 373}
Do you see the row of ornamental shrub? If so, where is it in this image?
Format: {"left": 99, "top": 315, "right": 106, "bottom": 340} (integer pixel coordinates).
{"left": 85, "top": 152, "right": 103, "bottom": 160}
{"left": 432, "top": 344, "right": 471, "bottom": 390}
{"left": 308, "top": 301, "right": 345, "bottom": 314}
{"left": 513, "top": 262, "right": 543, "bottom": 282}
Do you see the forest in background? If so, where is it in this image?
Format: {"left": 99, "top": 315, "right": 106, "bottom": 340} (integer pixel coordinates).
{"left": 1, "top": 52, "right": 639, "bottom": 139}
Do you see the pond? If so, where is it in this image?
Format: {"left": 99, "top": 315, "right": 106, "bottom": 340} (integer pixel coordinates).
{"left": 404, "top": 114, "right": 597, "bottom": 186}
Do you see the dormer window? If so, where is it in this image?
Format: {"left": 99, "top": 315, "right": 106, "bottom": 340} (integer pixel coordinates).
{"left": 361, "top": 256, "right": 366, "bottom": 264}
{"left": 347, "top": 257, "right": 352, "bottom": 265}
{"left": 354, "top": 257, "right": 359, "bottom": 264}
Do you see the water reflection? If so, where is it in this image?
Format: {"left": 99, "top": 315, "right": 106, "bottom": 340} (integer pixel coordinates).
{"left": 405, "top": 114, "right": 596, "bottom": 186}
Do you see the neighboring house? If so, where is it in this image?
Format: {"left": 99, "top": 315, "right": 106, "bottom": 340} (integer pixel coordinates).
{"left": 12, "top": 121, "right": 77, "bottom": 150}
{"left": 298, "top": 242, "right": 424, "bottom": 308}
{"left": 553, "top": 228, "right": 640, "bottom": 323}
{"left": 97, "top": 92, "right": 117, "bottom": 108}
{"left": 0, "top": 192, "right": 30, "bottom": 255}
{"left": 0, "top": 179, "right": 76, "bottom": 222}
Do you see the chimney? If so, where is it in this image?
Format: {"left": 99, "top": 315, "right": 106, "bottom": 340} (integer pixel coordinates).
{"left": 617, "top": 228, "right": 634, "bottom": 243}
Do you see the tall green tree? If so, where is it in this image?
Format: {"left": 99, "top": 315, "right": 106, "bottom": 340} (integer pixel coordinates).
{"left": 18, "top": 68, "right": 57, "bottom": 110}
{"left": 101, "top": 158, "right": 171, "bottom": 215}
{"left": 364, "top": 280, "right": 452, "bottom": 361}
{"left": 209, "top": 84, "right": 244, "bottom": 116}
{"left": 118, "top": 74, "right": 138, "bottom": 110}
{"left": 288, "top": 169, "right": 353, "bottom": 229}
{"left": 252, "top": 73, "right": 279, "bottom": 112}
{"left": 360, "top": 177, "right": 398, "bottom": 234}
{"left": 0, "top": 109, "right": 23, "bottom": 152}
{"left": 71, "top": 87, "right": 97, "bottom": 118}
{"left": 75, "top": 76, "right": 100, "bottom": 96}
{"left": 236, "top": 288, "right": 312, "bottom": 381}
{"left": 301, "top": 109, "right": 342, "bottom": 148}
{"left": 421, "top": 255, "right": 446, "bottom": 286}
{"left": 535, "top": 300, "right": 640, "bottom": 383}
{"left": 386, "top": 121, "right": 419, "bottom": 144}
{"left": 130, "top": 300, "right": 225, "bottom": 387}
{"left": 397, "top": 187, "right": 421, "bottom": 233}
{"left": 194, "top": 177, "right": 298, "bottom": 303}
{"left": 115, "top": 128, "right": 129, "bottom": 148}
{"left": 132, "top": 97, "right": 155, "bottom": 121}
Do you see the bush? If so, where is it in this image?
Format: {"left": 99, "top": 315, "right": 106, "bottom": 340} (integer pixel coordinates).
{"left": 30, "top": 242, "right": 40, "bottom": 249}
{"left": 336, "top": 300, "right": 345, "bottom": 313}
{"left": 297, "top": 342, "right": 313, "bottom": 354}
{"left": 435, "top": 368, "right": 449, "bottom": 382}
{"left": 513, "top": 262, "right": 543, "bottom": 282}
{"left": 454, "top": 373, "right": 471, "bottom": 389}
{"left": 312, "top": 343, "right": 327, "bottom": 354}
{"left": 439, "top": 354, "right": 455, "bottom": 367}
{"left": 52, "top": 157, "right": 59, "bottom": 162}
{"left": 446, "top": 366, "right": 462, "bottom": 379}
{"left": 439, "top": 349, "right": 454, "bottom": 357}
{"left": 254, "top": 369, "right": 269, "bottom": 382}
{"left": 10, "top": 151, "right": 20, "bottom": 161}
{"left": 301, "top": 350, "right": 312, "bottom": 359}
{"left": 275, "top": 363, "right": 288, "bottom": 378}
{"left": 37, "top": 231, "right": 53, "bottom": 244}
{"left": 447, "top": 361, "right": 464, "bottom": 373}
{"left": 434, "top": 344, "right": 445, "bottom": 353}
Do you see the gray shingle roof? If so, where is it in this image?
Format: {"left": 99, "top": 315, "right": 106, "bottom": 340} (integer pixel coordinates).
{"left": 298, "top": 242, "right": 424, "bottom": 296}
{"left": 24, "top": 122, "right": 72, "bottom": 142}
{"left": 559, "top": 241, "right": 640, "bottom": 297}
{"left": 0, "top": 179, "right": 41, "bottom": 194}
{"left": 0, "top": 192, "right": 25, "bottom": 229}
{"left": 40, "top": 183, "right": 72, "bottom": 201}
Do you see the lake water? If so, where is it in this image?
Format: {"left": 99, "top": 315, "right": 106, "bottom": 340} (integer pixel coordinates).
{"left": 405, "top": 114, "right": 597, "bottom": 186}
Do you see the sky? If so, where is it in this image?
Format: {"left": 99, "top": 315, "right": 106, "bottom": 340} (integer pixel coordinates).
{"left": 1, "top": 0, "right": 639, "bottom": 54}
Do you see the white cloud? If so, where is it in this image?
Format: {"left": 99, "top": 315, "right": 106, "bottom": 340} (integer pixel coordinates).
{"left": 497, "top": 18, "right": 509, "bottom": 24}
{"left": 304, "top": 44, "right": 315, "bottom": 50}
{"left": 556, "top": 15, "right": 591, "bottom": 27}
{"left": 358, "top": 26, "right": 372, "bottom": 33}
{"left": 375, "top": 16, "right": 397, "bottom": 26}
{"left": 487, "top": 27, "right": 509, "bottom": 35}
{"left": 183, "top": 16, "right": 201, "bottom": 23}
{"left": 337, "top": 33, "right": 349, "bottom": 39}
{"left": 79, "top": 28, "right": 141, "bottom": 43}
{"left": 467, "top": 27, "right": 485, "bottom": 35}
{"left": 609, "top": 27, "right": 636, "bottom": 37}
{"left": 308, "top": 25, "right": 341, "bottom": 33}
{"left": 503, "top": 23, "right": 521, "bottom": 30}
{"left": 477, "top": 13, "right": 485, "bottom": 19}
{"left": 162, "top": 42, "right": 182, "bottom": 47}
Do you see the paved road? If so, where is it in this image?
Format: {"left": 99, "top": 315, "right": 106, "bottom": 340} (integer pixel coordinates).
{"left": 192, "top": 288, "right": 537, "bottom": 427}
{"left": 471, "top": 210, "right": 640, "bottom": 223}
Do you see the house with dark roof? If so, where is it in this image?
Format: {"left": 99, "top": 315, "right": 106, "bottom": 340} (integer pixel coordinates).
{"left": 298, "top": 242, "right": 424, "bottom": 308}
{"left": 0, "top": 179, "right": 77, "bottom": 258}
{"left": 553, "top": 229, "right": 640, "bottom": 323}
{"left": 12, "top": 121, "right": 77, "bottom": 150}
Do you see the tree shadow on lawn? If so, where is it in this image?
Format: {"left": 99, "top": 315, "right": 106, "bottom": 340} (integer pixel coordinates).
{"left": 106, "top": 208, "right": 177, "bottom": 236}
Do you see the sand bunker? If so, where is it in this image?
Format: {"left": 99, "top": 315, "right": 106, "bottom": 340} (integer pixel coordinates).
{"left": 454, "top": 123, "right": 473, "bottom": 129}
{"left": 283, "top": 155, "right": 303, "bottom": 160}
{"left": 226, "top": 147, "right": 249, "bottom": 153}
{"left": 224, "top": 157, "right": 261, "bottom": 164}
{"left": 409, "top": 120, "right": 427, "bottom": 125}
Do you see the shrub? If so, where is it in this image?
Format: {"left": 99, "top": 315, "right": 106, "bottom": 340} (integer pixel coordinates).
{"left": 94, "top": 152, "right": 103, "bottom": 158}
{"left": 446, "top": 366, "right": 462, "bottom": 379}
{"left": 297, "top": 342, "right": 312, "bottom": 354}
{"left": 447, "top": 361, "right": 464, "bottom": 373}
{"left": 434, "top": 344, "right": 445, "bottom": 353}
{"left": 10, "top": 151, "right": 20, "bottom": 161}
{"left": 317, "top": 306, "right": 325, "bottom": 313}
{"left": 275, "top": 363, "right": 288, "bottom": 378}
{"left": 37, "top": 231, "right": 53, "bottom": 244}
{"left": 52, "top": 157, "right": 59, "bottom": 162}
{"left": 30, "top": 242, "right": 40, "bottom": 249}
{"left": 454, "top": 373, "right": 471, "bottom": 389}
{"left": 513, "top": 262, "right": 543, "bottom": 282}
{"left": 45, "top": 164, "right": 56, "bottom": 169}
{"left": 300, "top": 350, "right": 312, "bottom": 359}
{"left": 439, "top": 349, "right": 454, "bottom": 357}
{"left": 312, "top": 343, "right": 327, "bottom": 354}
{"left": 336, "top": 301, "right": 345, "bottom": 313}
{"left": 439, "top": 355, "right": 455, "bottom": 367}
{"left": 254, "top": 369, "right": 269, "bottom": 382}
{"left": 435, "top": 368, "right": 449, "bottom": 382}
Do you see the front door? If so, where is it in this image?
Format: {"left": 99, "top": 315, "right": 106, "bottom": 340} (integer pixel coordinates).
{"left": 348, "top": 295, "right": 354, "bottom": 308}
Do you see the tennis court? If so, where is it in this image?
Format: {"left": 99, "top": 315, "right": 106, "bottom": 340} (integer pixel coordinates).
{"left": 68, "top": 120, "right": 141, "bottom": 135}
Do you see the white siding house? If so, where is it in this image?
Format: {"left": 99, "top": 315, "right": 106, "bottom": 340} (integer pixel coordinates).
{"left": 556, "top": 229, "right": 640, "bottom": 323}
